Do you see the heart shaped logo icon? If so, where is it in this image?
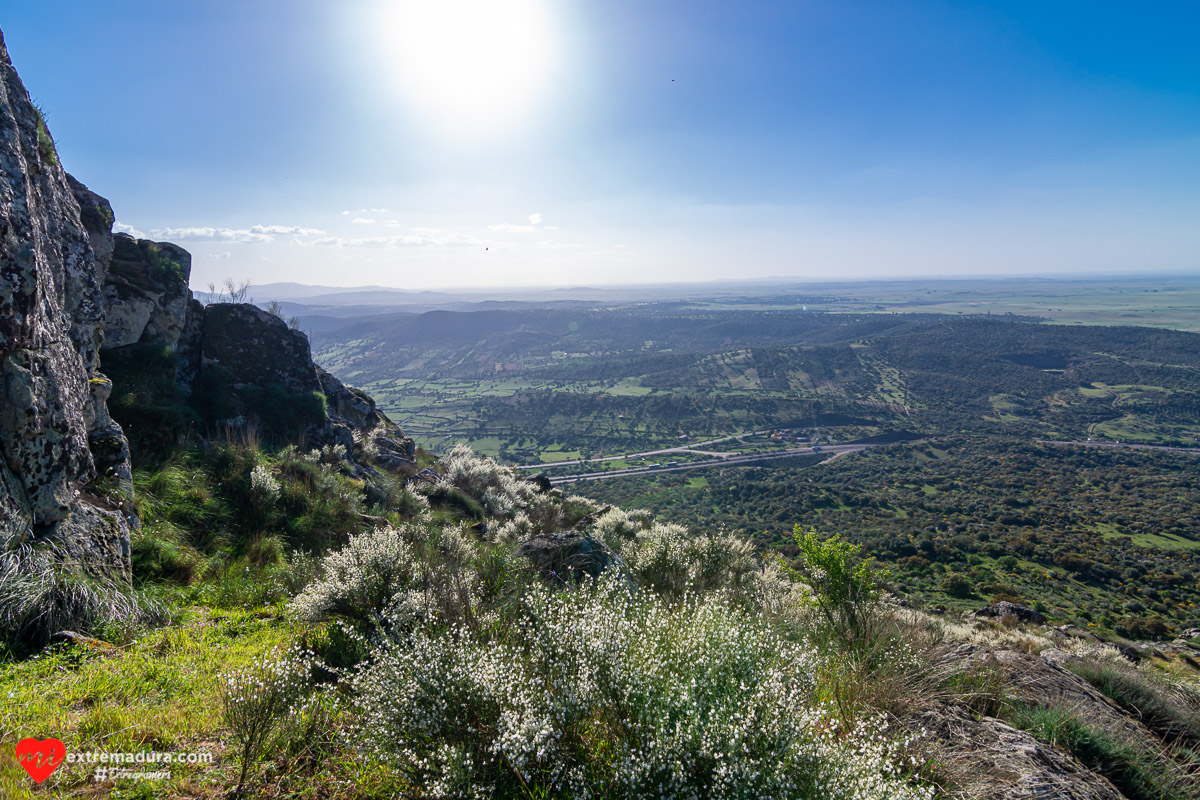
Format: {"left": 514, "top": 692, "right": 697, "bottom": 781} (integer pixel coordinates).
{"left": 15, "top": 738, "right": 66, "bottom": 783}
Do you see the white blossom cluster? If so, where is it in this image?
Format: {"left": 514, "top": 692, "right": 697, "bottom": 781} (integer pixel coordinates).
{"left": 441, "top": 444, "right": 543, "bottom": 517}
{"left": 249, "top": 463, "right": 281, "bottom": 507}
{"left": 222, "top": 646, "right": 317, "bottom": 710}
{"left": 289, "top": 525, "right": 425, "bottom": 623}
{"left": 438, "top": 445, "right": 596, "bottom": 533}
{"left": 350, "top": 575, "right": 931, "bottom": 799}
{"left": 593, "top": 509, "right": 805, "bottom": 612}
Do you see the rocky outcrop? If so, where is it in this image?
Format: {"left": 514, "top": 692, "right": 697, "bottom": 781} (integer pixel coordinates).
{"left": 961, "top": 647, "right": 1166, "bottom": 755}
{"left": 973, "top": 601, "right": 1047, "bottom": 625}
{"left": 517, "top": 531, "right": 630, "bottom": 586}
{"left": 1, "top": 27, "right": 413, "bottom": 579}
{"left": 0, "top": 30, "right": 131, "bottom": 576}
{"left": 102, "top": 234, "right": 193, "bottom": 352}
{"left": 194, "top": 303, "right": 414, "bottom": 472}
{"left": 913, "top": 703, "right": 1126, "bottom": 800}
{"left": 201, "top": 303, "right": 323, "bottom": 394}
{"left": 317, "top": 365, "right": 415, "bottom": 470}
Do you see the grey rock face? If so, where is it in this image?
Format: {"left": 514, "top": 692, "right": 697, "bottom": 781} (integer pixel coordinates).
{"left": 175, "top": 297, "right": 205, "bottom": 391}
{"left": 201, "top": 303, "right": 323, "bottom": 394}
{"left": 316, "top": 366, "right": 415, "bottom": 472}
{"left": 913, "top": 703, "right": 1125, "bottom": 800}
{"left": 973, "top": 601, "right": 1047, "bottom": 625}
{"left": 102, "top": 233, "right": 193, "bottom": 352}
{"left": 0, "top": 30, "right": 131, "bottom": 576}
{"left": 66, "top": 174, "right": 115, "bottom": 283}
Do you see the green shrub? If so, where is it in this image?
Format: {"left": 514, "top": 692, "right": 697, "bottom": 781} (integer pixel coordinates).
{"left": 792, "top": 525, "right": 885, "bottom": 650}
{"left": 130, "top": 522, "right": 201, "bottom": 584}
{"left": 33, "top": 103, "right": 58, "bottom": 167}
{"left": 143, "top": 241, "right": 187, "bottom": 284}
{"left": 940, "top": 573, "right": 973, "bottom": 599}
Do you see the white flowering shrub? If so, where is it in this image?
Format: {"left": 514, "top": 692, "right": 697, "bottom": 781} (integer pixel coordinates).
{"left": 595, "top": 512, "right": 768, "bottom": 605}
{"left": 437, "top": 446, "right": 592, "bottom": 534}
{"left": 352, "top": 576, "right": 932, "bottom": 799}
{"left": 591, "top": 506, "right": 653, "bottom": 546}
{"left": 290, "top": 525, "right": 425, "bottom": 624}
{"left": 222, "top": 647, "right": 323, "bottom": 794}
{"left": 442, "top": 445, "right": 540, "bottom": 515}
{"left": 489, "top": 511, "right": 535, "bottom": 544}
{"left": 249, "top": 463, "right": 281, "bottom": 507}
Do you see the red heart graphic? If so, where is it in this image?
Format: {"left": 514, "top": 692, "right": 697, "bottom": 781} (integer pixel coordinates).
{"left": 15, "top": 738, "right": 66, "bottom": 783}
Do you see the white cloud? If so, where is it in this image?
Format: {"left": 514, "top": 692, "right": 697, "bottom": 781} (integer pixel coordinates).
{"left": 352, "top": 218, "right": 376, "bottom": 224}
{"left": 152, "top": 226, "right": 268, "bottom": 243}
{"left": 302, "top": 229, "right": 487, "bottom": 248}
{"left": 206, "top": 251, "right": 232, "bottom": 260}
{"left": 113, "top": 221, "right": 146, "bottom": 238}
{"left": 150, "top": 224, "right": 325, "bottom": 243}
{"left": 490, "top": 213, "right": 550, "bottom": 233}
{"left": 248, "top": 224, "right": 325, "bottom": 235}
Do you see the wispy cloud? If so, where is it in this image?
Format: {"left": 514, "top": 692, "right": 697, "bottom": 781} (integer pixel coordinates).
{"left": 341, "top": 207, "right": 391, "bottom": 216}
{"left": 352, "top": 218, "right": 376, "bottom": 224}
{"left": 248, "top": 224, "right": 325, "bottom": 235}
{"left": 489, "top": 212, "right": 553, "bottom": 234}
{"left": 151, "top": 225, "right": 325, "bottom": 243}
{"left": 114, "top": 221, "right": 146, "bottom": 238}
{"left": 206, "top": 251, "right": 232, "bottom": 259}
{"left": 299, "top": 228, "right": 487, "bottom": 248}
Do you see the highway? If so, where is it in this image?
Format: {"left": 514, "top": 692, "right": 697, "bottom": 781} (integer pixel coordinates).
{"left": 1037, "top": 440, "right": 1200, "bottom": 455}
{"left": 548, "top": 442, "right": 898, "bottom": 485}
{"left": 514, "top": 430, "right": 771, "bottom": 471}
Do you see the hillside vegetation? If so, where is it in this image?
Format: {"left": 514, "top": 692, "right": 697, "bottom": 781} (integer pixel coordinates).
{"left": 311, "top": 309, "right": 1200, "bottom": 460}
{"left": 5, "top": 436, "right": 1199, "bottom": 799}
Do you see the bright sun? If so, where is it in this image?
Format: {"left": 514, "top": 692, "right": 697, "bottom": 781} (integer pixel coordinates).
{"left": 380, "top": 0, "right": 557, "bottom": 138}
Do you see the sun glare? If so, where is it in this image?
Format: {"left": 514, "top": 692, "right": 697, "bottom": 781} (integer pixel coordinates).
{"left": 380, "top": 0, "right": 557, "bottom": 139}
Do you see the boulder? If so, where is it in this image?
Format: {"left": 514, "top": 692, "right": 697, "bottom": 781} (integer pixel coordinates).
{"left": 517, "top": 530, "right": 630, "bottom": 586}
{"left": 525, "top": 472, "right": 553, "bottom": 493}
{"left": 974, "top": 601, "right": 1046, "bottom": 625}
{"left": 201, "top": 303, "right": 323, "bottom": 394}
{"left": 101, "top": 234, "right": 193, "bottom": 351}
{"left": 912, "top": 703, "right": 1126, "bottom": 800}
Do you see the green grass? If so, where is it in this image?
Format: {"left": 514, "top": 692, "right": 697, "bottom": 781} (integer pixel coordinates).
{"left": 33, "top": 104, "right": 59, "bottom": 168}
{"left": 1007, "top": 703, "right": 1194, "bottom": 800}
{"left": 0, "top": 608, "right": 301, "bottom": 797}
{"left": 1064, "top": 659, "right": 1200, "bottom": 746}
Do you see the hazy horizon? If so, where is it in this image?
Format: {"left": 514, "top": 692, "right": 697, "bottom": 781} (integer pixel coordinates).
{"left": 6, "top": 1, "right": 1199, "bottom": 290}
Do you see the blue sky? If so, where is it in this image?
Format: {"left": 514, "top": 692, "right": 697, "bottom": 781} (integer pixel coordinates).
{"left": 4, "top": 0, "right": 1199, "bottom": 289}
